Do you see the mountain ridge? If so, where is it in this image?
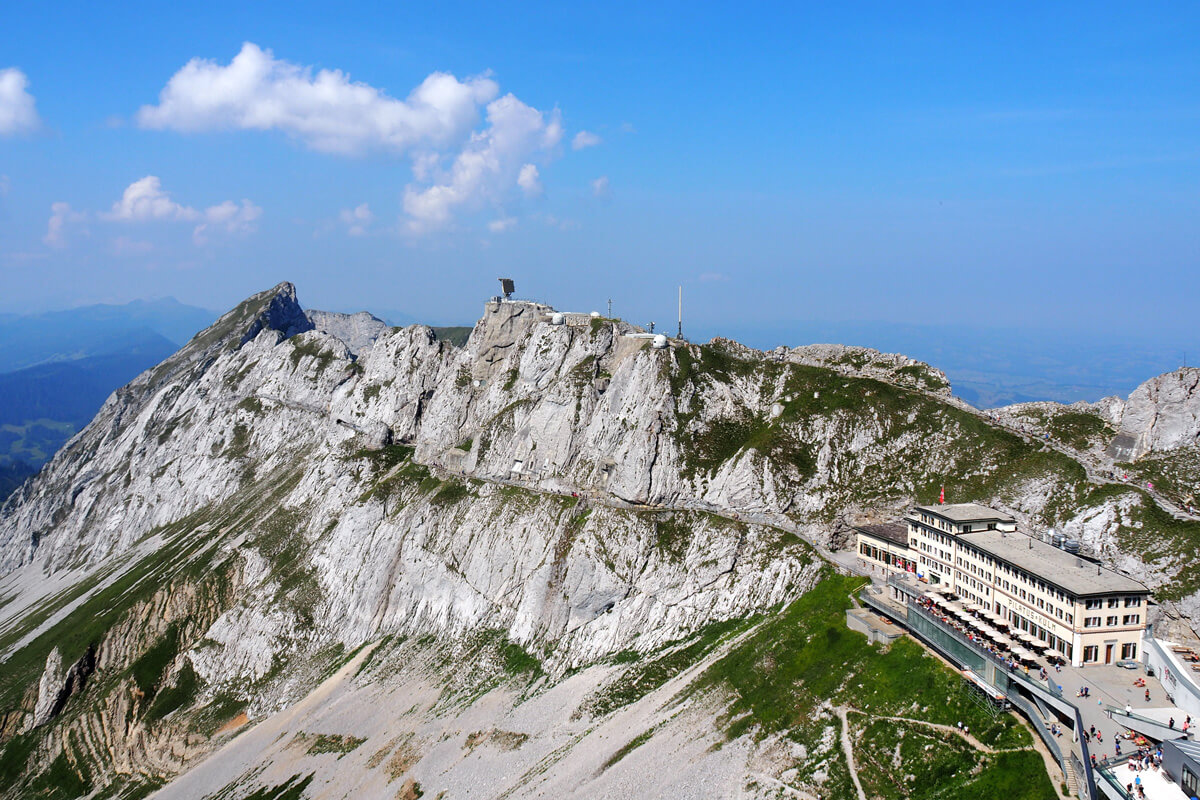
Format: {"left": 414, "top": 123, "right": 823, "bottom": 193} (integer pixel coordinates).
{"left": 0, "top": 282, "right": 1195, "bottom": 799}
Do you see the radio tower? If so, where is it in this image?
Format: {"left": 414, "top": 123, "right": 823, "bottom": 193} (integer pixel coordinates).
{"left": 677, "top": 286, "right": 683, "bottom": 339}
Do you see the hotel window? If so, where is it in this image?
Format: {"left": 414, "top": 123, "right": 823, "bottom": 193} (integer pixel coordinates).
{"left": 1066, "top": 614, "right": 1073, "bottom": 624}
{"left": 1085, "top": 599, "right": 1103, "bottom": 610}
{"left": 1106, "top": 616, "right": 1119, "bottom": 627}
{"left": 1125, "top": 597, "right": 1142, "bottom": 607}
{"left": 1084, "top": 617, "right": 1101, "bottom": 628}
{"left": 1083, "top": 645, "right": 1099, "bottom": 663}
{"left": 1121, "top": 643, "right": 1138, "bottom": 660}
{"left": 1107, "top": 598, "right": 1120, "bottom": 608}
{"left": 1123, "top": 615, "right": 1140, "bottom": 625}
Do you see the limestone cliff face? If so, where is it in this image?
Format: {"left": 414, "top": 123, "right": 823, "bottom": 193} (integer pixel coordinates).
{"left": 1108, "top": 368, "right": 1200, "bottom": 461}
{"left": 0, "top": 282, "right": 1192, "bottom": 797}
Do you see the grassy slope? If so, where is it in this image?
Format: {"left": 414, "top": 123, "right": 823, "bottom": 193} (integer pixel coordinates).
{"left": 695, "top": 573, "right": 1054, "bottom": 800}
{"left": 672, "top": 342, "right": 1088, "bottom": 518}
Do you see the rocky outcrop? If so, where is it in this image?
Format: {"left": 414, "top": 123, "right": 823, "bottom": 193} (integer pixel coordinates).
{"left": 306, "top": 310, "right": 391, "bottom": 357}
{"left": 778, "top": 341, "right": 952, "bottom": 395}
{"left": 1108, "top": 368, "right": 1200, "bottom": 461}
{"left": 0, "top": 283, "right": 1193, "bottom": 797}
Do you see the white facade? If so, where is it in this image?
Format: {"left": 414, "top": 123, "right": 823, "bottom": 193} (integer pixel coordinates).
{"left": 907, "top": 503, "right": 1150, "bottom": 667}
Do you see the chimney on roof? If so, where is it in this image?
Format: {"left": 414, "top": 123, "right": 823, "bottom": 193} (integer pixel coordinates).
{"left": 1075, "top": 558, "right": 1083, "bottom": 568}
{"left": 1097, "top": 564, "right": 1102, "bottom": 576}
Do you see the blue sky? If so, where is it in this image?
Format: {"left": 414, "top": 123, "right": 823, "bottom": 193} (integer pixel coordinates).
{"left": 1, "top": 2, "right": 1197, "bottom": 346}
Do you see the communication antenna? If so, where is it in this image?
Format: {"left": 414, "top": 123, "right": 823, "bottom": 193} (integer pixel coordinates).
{"left": 677, "top": 285, "right": 683, "bottom": 339}
{"left": 608, "top": 298, "right": 612, "bottom": 318}
{"left": 498, "top": 278, "right": 515, "bottom": 300}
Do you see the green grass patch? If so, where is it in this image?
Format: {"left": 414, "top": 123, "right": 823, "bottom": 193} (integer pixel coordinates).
{"left": 289, "top": 338, "right": 335, "bottom": 373}
{"left": 430, "top": 480, "right": 472, "bottom": 506}
{"left": 697, "top": 572, "right": 1030, "bottom": 749}
{"left": 896, "top": 363, "right": 949, "bottom": 391}
{"left": 231, "top": 773, "right": 315, "bottom": 800}
{"left": 225, "top": 422, "right": 252, "bottom": 459}
{"left": 128, "top": 622, "right": 183, "bottom": 700}
{"left": 27, "top": 751, "right": 92, "bottom": 800}
{"left": 1121, "top": 445, "right": 1200, "bottom": 510}
{"left": 304, "top": 733, "right": 367, "bottom": 757}
{"left": 501, "top": 641, "right": 543, "bottom": 677}
{"left": 145, "top": 661, "right": 200, "bottom": 722}
{"left": 237, "top": 397, "right": 264, "bottom": 415}
{"left": 600, "top": 728, "right": 654, "bottom": 771}
{"left": 1046, "top": 411, "right": 1113, "bottom": 450}
{"left": 587, "top": 616, "right": 749, "bottom": 718}
{"left": 852, "top": 718, "right": 1054, "bottom": 800}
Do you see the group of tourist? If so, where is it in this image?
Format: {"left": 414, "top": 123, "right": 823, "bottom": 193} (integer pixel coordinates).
{"left": 916, "top": 595, "right": 1044, "bottom": 674}
{"left": 1115, "top": 745, "right": 1165, "bottom": 800}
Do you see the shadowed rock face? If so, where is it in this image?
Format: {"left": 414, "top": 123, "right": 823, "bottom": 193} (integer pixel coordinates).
{"left": 1108, "top": 368, "right": 1200, "bottom": 460}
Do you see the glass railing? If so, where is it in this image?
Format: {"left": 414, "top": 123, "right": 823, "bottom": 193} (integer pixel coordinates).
{"left": 1093, "top": 754, "right": 1135, "bottom": 799}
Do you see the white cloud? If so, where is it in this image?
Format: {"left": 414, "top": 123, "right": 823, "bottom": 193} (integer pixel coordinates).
{"left": 137, "top": 42, "right": 497, "bottom": 156}
{"left": 44, "top": 202, "right": 85, "bottom": 248}
{"left": 572, "top": 130, "right": 601, "bottom": 150}
{"left": 192, "top": 200, "right": 262, "bottom": 244}
{"left": 402, "top": 94, "right": 562, "bottom": 233}
{"left": 620, "top": 122, "right": 636, "bottom": 134}
{"left": 517, "top": 164, "right": 541, "bottom": 196}
{"left": 140, "top": 43, "right": 575, "bottom": 233}
{"left": 0, "top": 68, "right": 40, "bottom": 135}
{"left": 699, "top": 271, "right": 728, "bottom": 282}
{"left": 103, "top": 176, "right": 199, "bottom": 222}
{"left": 591, "top": 175, "right": 610, "bottom": 198}
{"left": 338, "top": 203, "right": 375, "bottom": 236}
{"left": 98, "top": 176, "right": 261, "bottom": 245}
{"left": 487, "top": 216, "right": 517, "bottom": 233}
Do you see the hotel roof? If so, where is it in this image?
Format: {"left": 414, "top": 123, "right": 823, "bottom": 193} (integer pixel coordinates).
{"left": 912, "top": 503, "right": 1016, "bottom": 523}
{"left": 958, "top": 530, "right": 1149, "bottom": 597}
{"left": 854, "top": 522, "right": 908, "bottom": 546}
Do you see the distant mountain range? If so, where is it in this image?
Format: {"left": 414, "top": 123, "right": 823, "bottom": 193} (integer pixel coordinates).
{"left": 0, "top": 297, "right": 217, "bottom": 374}
{"left": 0, "top": 298, "right": 217, "bottom": 498}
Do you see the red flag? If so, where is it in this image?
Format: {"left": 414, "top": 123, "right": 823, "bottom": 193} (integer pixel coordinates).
{"left": 939, "top": 485, "right": 945, "bottom": 505}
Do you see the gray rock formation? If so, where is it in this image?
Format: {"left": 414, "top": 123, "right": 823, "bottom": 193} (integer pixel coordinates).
{"left": 306, "top": 310, "right": 391, "bottom": 357}
{"left": 0, "top": 282, "right": 1193, "bottom": 798}
{"left": 1108, "top": 368, "right": 1200, "bottom": 461}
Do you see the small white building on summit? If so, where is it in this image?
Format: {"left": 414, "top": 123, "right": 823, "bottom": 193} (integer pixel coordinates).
{"left": 857, "top": 502, "right": 1151, "bottom": 667}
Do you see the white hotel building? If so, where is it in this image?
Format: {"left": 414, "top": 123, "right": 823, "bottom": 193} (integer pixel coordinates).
{"left": 860, "top": 502, "right": 1152, "bottom": 667}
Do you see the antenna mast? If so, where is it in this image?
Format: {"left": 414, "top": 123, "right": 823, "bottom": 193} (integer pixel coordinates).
{"left": 677, "top": 285, "right": 682, "bottom": 339}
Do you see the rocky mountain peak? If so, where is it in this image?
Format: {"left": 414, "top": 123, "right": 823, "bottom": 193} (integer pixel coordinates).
{"left": 1108, "top": 367, "right": 1200, "bottom": 461}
